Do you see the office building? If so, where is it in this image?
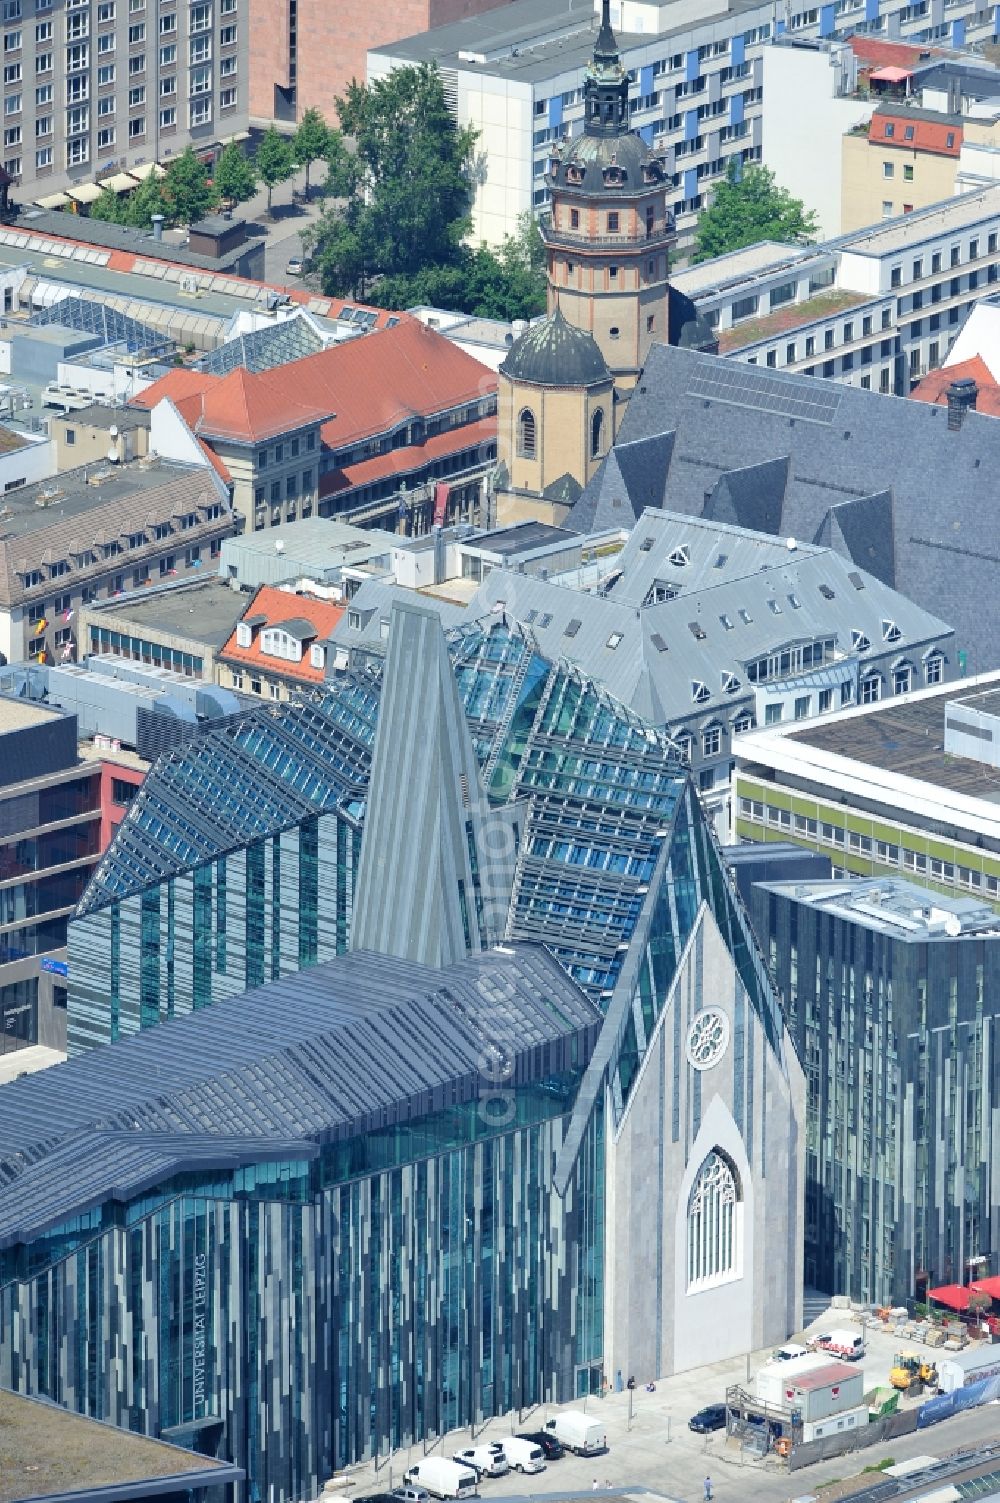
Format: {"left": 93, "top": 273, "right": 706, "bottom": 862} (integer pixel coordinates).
{"left": 750, "top": 874, "right": 1000, "bottom": 1303}
{"left": 3, "top": 0, "right": 251, "bottom": 207}
{"left": 10, "top": 598, "right": 804, "bottom": 1503}
{"left": 370, "top": 0, "right": 999, "bottom": 252}
{"left": 0, "top": 451, "right": 233, "bottom": 668}
{"left": 565, "top": 341, "right": 1000, "bottom": 674}
{"left": 733, "top": 672, "right": 1000, "bottom": 909}
{"left": 670, "top": 183, "right": 1000, "bottom": 393}
{"left": 217, "top": 585, "right": 344, "bottom": 700}
{"left": 79, "top": 575, "right": 247, "bottom": 682}
{"left": 0, "top": 694, "right": 144, "bottom": 1056}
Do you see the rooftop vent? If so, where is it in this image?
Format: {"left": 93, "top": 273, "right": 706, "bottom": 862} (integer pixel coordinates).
{"left": 946, "top": 376, "right": 978, "bottom": 430}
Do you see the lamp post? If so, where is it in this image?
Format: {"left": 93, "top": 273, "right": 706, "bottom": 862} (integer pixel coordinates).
{"left": 627, "top": 1375, "right": 635, "bottom": 1432}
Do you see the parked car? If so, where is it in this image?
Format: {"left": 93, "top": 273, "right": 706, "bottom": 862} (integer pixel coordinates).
{"left": 392, "top": 1491, "right": 431, "bottom": 1503}
{"left": 517, "top": 1430, "right": 564, "bottom": 1460}
{"left": 773, "top": 1343, "right": 810, "bottom": 1361}
{"left": 285, "top": 256, "right": 305, "bottom": 277}
{"left": 543, "top": 1411, "right": 606, "bottom": 1455}
{"left": 452, "top": 1443, "right": 508, "bottom": 1478}
{"left": 403, "top": 1459, "right": 477, "bottom": 1500}
{"left": 688, "top": 1404, "right": 728, "bottom": 1434}
{"left": 502, "top": 1437, "right": 546, "bottom": 1473}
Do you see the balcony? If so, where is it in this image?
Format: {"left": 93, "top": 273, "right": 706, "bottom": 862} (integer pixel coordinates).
{"left": 539, "top": 216, "right": 676, "bottom": 253}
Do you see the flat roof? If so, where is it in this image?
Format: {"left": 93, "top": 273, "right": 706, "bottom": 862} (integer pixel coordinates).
{"left": 757, "top": 876, "right": 1000, "bottom": 938}
{"left": 87, "top": 577, "right": 246, "bottom": 650}
{"left": 372, "top": 0, "right": 767, "bottom": 85}
{"left": 950, "top": 685, "right": 1000, "bottom": 718}
{"left": 840, "top": 185, "right": 1000, "bottom": 256}
{"left": 55, "top": 402, "right": 151, "bottom": 433}
{"left": 718, "top": 290, "right": 871, "bottom": 353}
{"left": 472, "top": 521, "right": 575, "bottom": 557}
{"left": 671, "top": 242, "right": 817, "bottom": 298}
{"left": 0, "top": 697, "right": 63, "bottom": 733}
{"left": 0, "top": 458, "right": 197, "bottom": 542}
{"left": 0, "top": 1388, "right": 238, "bottom": 1503}
{"left": 789, "top": 689, "right": 1000, "bottom": 801}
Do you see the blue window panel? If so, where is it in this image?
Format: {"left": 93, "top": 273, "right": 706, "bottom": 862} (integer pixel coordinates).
{"left": 683, "top": 167, "right": 699, "bottom": 200}
{"left": 732, "top": 34, "right": 745, "bottom": 66}
{"left": 640, "top": 123, "right": 655, "bottom": 145}
{"left": 686, "top": 49, "right": 699, "bottom": 82}
{"left": 952, "top": 16, "right": 965, "bottom": 44}
{"left": 685, "top": 108, "right": 699, "bottom": 142}
{"left": 775, "top": 18, "right": 786, "bottom": 34}
{"left": 730, "top": 92, "right": 744, "bottom": 126}
{"left": 548, "top": 96, "right": 563, "bottom": 129}
{"left": 820, "top": 3, "right": 834, "bottom": 34}
{"left": 865, "top": 0, "right": 879, "bottom": 21}
{"left": 640, "top": 63, "right": 654, "bottom": 96}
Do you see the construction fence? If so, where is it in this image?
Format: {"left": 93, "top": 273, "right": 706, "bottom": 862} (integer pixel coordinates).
{"left": 917, "top": 1374, "right": 1000, "bottom": 1428}
{"left": 788, "top": 1409, "right": 919, "bottom": 1471}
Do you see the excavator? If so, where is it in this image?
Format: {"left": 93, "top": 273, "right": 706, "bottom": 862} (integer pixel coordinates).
{"left": 890, "top": 1352, "right": 939, "bottom": 1393}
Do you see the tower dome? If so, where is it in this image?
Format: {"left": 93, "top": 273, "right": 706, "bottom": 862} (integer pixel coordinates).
{"left": 500, "top": 308, "right": 611, "bottom": 388}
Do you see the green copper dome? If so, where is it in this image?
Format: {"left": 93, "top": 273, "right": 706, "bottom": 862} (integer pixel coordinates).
{"left": 500, "top": 309, "right": 611, "bottom": 389}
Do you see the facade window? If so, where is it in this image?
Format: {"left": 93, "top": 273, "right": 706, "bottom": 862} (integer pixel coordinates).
{"left": 590, "top": 406, "right": 604, "bottom": 458}
{"left": 702, "top": 724, "right": 721, "bottom": 757}
{"left": 517, "top": 407, "right": 536, "bottom": 460}
{"left": 925, "top": 654, "right": 943, "bottom": 685}
{"left": 861, "top": 673, "right": 881, "bottom": 704}
{"left": 687, "top": 1150, "right": 741, "bottom": 1290}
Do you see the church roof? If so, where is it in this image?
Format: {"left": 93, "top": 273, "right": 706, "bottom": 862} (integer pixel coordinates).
{"left": 500, "top": 309, "right": 611, "bottom": 389}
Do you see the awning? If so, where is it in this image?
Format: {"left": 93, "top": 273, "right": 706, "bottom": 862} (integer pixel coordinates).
{"left": 217, "top": 131, "right": 251, "bottom": 147}
{"left": 870, "top": 65, "right": 913, "bottom": 82}
{"left": 98, "top": 170, "right": 139, "bottom": 193}
{"left": 34, "top": 191, "right": 70, "bottom": 210}
{"left": 928, "top": 1284, "right": 972, "bottom": 1311}
{"left": 130, "top": 161, "right": 166, "bottom": 181}
{"left": 67, "top": 182, "right": 103, "bottom": 204}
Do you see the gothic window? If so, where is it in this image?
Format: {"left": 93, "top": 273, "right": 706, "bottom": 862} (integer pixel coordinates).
{"left": 687, "top": 1149, "right": 742, "bottom": 1289}
{"left": 518, "top": 407, "right": 537, "bottom": 460}
{"left": 591, "top": 407, "right": 605, "bottom": 458}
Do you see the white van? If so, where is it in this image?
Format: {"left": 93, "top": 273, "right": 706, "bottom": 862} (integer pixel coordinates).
{"left": 403, "top": 1459, "right": 478, "bottom": 1500}
{"left": 544, "top": 1410, "right": 606, "bottom": 1456}
{"left": 502, "top": 1437, "right": 546, "bottom": 1474}
{"left": 451, "top": 1443, "right": 508, "bottom": 1478}
{"left": 774, "top": 1343, "right": 810, "bottom": 1362}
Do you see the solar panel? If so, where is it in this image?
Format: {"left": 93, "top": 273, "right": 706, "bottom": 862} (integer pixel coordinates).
{"left": 688, "top": 364, "right": 843, "bottom": 426}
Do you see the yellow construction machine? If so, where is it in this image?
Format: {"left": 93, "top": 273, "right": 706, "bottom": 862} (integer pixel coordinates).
{"left": 889, "top": 1352, "right": 938, "bottom": 1392}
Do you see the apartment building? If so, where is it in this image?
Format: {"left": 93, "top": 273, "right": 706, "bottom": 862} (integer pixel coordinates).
{"left": 370, "top": 0, "right": 1000, "bottom": 251}
{"left": 671, "top": 184, "right": 1000, "bottom": 392}
{"left": 2, "top": 0, "right": 250, "bottom": 204}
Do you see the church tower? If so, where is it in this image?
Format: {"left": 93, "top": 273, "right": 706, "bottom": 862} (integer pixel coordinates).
{"left": 542, "top": 0, "right": 675, "bottom": 389}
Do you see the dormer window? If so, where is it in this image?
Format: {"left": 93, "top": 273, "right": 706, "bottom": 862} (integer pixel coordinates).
{"left": 668, "top": 545, "right": 690, "bottom": 568}
{"left": 852, "top": 629, "right": 871, "bottom": 652}
{"left": 882, "top": 619, "right": 901, "bottom": 643}
{"left": 721, "top": 671, "right": 740, "bottom": 694}
{"left": 692, "top": 680, "right": 710, "bottom": 704}
{"left": 236, "top": 621, "right": 252, "bottom": 648}
{"left": 310, "top": 642, "right": 325, "bottom": 669}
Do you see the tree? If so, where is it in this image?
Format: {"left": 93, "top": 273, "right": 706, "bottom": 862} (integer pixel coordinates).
{"left": 365, "top": 216, "right": 547, "bottom": 322}
{"left": 214, "top": 142, "right": 258, "bottom": 207}
{"left": 254, "top": 127, "right": 296, "bottom": 215}
{"left": 293, "top": 107, "right": 330, "bottom": 194}
{"left": 122, "top": 173, "right": 168, "bottom": 229}
{"left": 162, "top": 147, "right": 218, "bottom": 227}
{"left": 693, "top": 160, "right": 817, "bottom": 264}
{"left": 90, "top": 187, "right": 127, "bottom": 225}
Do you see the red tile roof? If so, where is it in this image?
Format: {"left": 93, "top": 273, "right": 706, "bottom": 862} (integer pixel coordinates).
{"left": 910, "top": 356, "right": 1000, "bottom": 416}
{"left": 870, "top": 110, "right": 962, "bottom": 156}
{"left": 848, "top": 36, "right": 940, "bottom": 69}
{"left": 134, "top": 321, "right": 495, "bottom": 455}
{"left": 320, "top": 415, "right": 497, "bottom": 497}
{"left": 220, "top": 585, "right": 344, "bottom": 683}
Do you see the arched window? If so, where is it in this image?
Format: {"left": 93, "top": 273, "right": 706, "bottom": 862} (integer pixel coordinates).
{"left": 591, "top": 407, "right": 605, "bottom": 458}
{"left": 518, "top": 407, "right": 537, "bottom": 460}
{"left": 687, "top": 1149, "right": 742, "bottom": 1290}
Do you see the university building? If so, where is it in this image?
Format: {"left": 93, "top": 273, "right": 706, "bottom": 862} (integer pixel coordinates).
{"left": 23, "top": 598, "right": 809, "bottom": 1500}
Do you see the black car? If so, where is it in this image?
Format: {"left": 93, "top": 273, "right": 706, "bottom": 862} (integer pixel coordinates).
{"left": 688, "top": 1404, "right": 728, "bottom": 1434}
{"left": 517, "top": 1430, "right": 565, "bottom": 1460}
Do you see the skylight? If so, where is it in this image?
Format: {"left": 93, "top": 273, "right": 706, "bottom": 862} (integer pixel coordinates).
{"left": 720, "top": 614, "right": 734, "bottom": 630}
{"left": 668, "top": 545, "right": 691, "bottom": 568}
{"left": 689, "top": 621, "right": 706, "bottom": 640}
{"left": 606, "top": 632, "right": 623, "bottom": 649}
{"left": 768, "top": 599, "right": 782, "bottom": 615}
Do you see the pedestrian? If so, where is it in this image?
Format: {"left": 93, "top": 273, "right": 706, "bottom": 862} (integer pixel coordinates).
{"left": 704, "top": 1477, "right": 713, "bottom": 1502}
{"left": 592, "top": 1479, "right": 600, "bottom": 1492}
{"left": 605, "top": 1481, "right": 613, "bottom": 1491}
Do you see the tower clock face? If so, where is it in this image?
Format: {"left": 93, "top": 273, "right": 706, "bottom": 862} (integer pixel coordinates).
{"left": 685, "top": 1008, "right": 730, "bottom": 1071}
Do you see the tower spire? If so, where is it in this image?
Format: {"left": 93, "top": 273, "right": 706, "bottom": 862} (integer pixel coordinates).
{"left": 595, "top": 0, "right": 618, "bottom": 64}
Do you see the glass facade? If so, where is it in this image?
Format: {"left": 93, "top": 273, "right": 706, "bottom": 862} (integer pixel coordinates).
{"left": 752, "top": 882, "right": 1000, "bottom": 1303}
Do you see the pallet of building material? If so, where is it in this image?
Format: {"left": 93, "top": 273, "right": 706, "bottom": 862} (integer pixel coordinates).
{"left": 943, "top": 1337, "right": 965, "bottom": 1350}
{"left": 925, "top": 1329, "right": 946, "bottom": 1347}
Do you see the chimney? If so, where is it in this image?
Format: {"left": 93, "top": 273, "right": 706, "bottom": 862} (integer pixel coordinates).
{"left": 946, "top": 376, "right": 978, "bottom": 430}
{"left": 151, "top": 213, "right": 164, "bottom": 242}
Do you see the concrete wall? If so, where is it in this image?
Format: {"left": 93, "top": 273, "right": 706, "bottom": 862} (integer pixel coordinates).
{"left": 761, "top": 44, "right": 874, "bottom": 241}
{"left": 842, "top": 134, "right": 958, "bottom": 235}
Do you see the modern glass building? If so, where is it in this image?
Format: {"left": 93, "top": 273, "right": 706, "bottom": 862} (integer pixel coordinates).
{"left": 15, "top": 601, "right": 807, "bottom": 1503}
{"left": 750, "top": 874, "right": 1000, "bottom": 1304}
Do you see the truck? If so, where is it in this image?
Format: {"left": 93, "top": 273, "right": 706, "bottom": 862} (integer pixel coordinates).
{"left": 936, "top": 1344, "right": 1000, "bottom": 1394}
{"left": 402, "top": 1459, "right": 478, "bottom": 1500}
{"left": 543, "top": 1410, "right": 606, "bottom": 1455}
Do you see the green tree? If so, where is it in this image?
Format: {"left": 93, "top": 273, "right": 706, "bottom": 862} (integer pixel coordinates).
{"left": 693, "top": 160, "right": 817, "bottom": 263}
{"left": 214, "top": 142, "right": 258, "bottom": 206}
{"left": 90, "top": 187, "right": 127, "bottom": 225}
{"left": 368, "top": 217, "right": 546, "bottom": 322}
{"left": 121, "top": 173, "right": 169, "bottom": 230}
{"left": 254, "top": 127, "right": 296, "bottom": 215}
{"left": 162, "top": 147, "right": 219, "bottom": 226}
{"left": 293, "top": 107, "right": 330, "bottom": 193}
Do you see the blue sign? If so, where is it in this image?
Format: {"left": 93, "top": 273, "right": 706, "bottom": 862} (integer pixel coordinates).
{"left": 41, "top": 957, "right": 68, "bottom": 977}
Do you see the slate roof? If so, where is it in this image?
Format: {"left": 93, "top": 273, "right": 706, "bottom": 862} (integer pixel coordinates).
{"left": 0, "top": 943, "right": 600, "bottom": 1247}
{"left": 467, "top": 511, "right": 951, "bottom": 727}
{"left": 566, "top": 343, "right": 1000, "bottom": 666}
